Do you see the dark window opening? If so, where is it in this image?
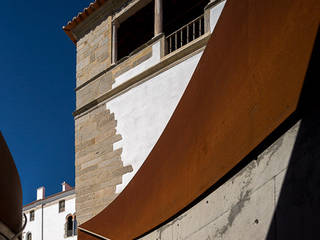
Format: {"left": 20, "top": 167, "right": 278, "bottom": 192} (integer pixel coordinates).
{"left": 67, "top": 216, "right": 73, "bottom": 237}
{"left": 117, "top": 1, "right": 154, "bottom": 61}
{"left": 59, "top": 200, "right": 65, "bottom": 213}
{"left": 26, "top": 232, "right": 32, "bottom": 240}
{"left": 164, "top": 0, "right": 208, "bottom": 54}
{"left": 30, "top": 210, "right": 34, "bottom": 222}
{"left": 73, "top": 216, "right": 77, "bottom": 235}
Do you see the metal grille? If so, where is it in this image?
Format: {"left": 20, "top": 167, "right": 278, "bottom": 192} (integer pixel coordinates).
{"left": 166, "top": 14, "right": 205, "bottom": 55}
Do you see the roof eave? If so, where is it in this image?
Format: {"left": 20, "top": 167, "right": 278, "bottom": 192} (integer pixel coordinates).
{"left": 63, "top": 0, "right": 109, "bottom": 44}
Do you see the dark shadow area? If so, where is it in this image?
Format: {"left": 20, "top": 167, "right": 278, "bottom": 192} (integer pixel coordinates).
{"left": 117, "top": 1, "right": 154, "bottom": 60}
{"left": 266, "top": 26, "right": 320, "bottom": 240}
{"left": 163, "top": 0, "right": 208, "bottom": 36}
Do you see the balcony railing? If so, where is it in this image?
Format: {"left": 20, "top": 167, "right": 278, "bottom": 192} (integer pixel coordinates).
{"left": 165, "top": 14, "right": 205, "bottom": 55}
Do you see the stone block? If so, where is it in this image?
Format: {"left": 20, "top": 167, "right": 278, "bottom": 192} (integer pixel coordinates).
{"left": 112, "top": 165, "right": 133, "bottom": 178}
{"left": 77, "top": 56, "right": 90, "bottom": 71}
{"left": 132, "top": 50, "right": 152, "bottom": 67}
{"left": 74, "top": 104, "right": 130, "bottom": 225}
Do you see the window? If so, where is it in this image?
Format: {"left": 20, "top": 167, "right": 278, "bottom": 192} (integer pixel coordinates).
{"left": 116, "top": 1, "right": 154, "bottom": 61}
{"left": 26, "top": 232, "right": 32, "bottom": 240}
{"left": 163, "top": 0, "right": 208, "bottom": 54}
{"left": 65, "top": 214, "right": 77, "bottom": 237}
{"left": 66, "top": 216, "right": 73, "bottom": 237}
{"left": 29, "top": 210, "right": 34, "bottom": 221}
{"left": 73, "top": 216, "right": 77, "bottom": 236}
{"left": 59, "top": 200, "right": 65, "bottom": 213}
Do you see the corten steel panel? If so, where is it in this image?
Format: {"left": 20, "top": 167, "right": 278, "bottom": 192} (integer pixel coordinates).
{"left": 0, "top": 132, "right": 22, "bottom": 233}
{"left": 79, "top": 0, "right": 320, "bottom": 239}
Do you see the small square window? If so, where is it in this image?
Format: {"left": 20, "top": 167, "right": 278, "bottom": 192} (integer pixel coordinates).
{"left": 59, "top": 200, "right": 65, "bottom": 213}
{"left": 30, "top": 210, "right": 35, "bottom": 221}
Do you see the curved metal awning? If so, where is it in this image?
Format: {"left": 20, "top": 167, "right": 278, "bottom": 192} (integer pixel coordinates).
{"left": 0, "top": 132, "right": 23, "bottom": 238}
{"left": 78, "top": 0, "right": 320, "bottom": 238}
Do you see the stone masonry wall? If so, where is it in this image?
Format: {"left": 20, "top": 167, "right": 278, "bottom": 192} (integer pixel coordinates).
{"left": 74, "top": 0, "right": 153, "bottom": 225}
{"left": 75, "top": 104, "right": 133, "bottom": 224}
{"left": 76, "top": 16, "right": 112, "bottom": 88}
{"left": 76, "top": 43, "right": 153, "bottom": 109}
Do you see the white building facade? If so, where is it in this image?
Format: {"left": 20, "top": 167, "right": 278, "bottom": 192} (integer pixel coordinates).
{"left": 22, "top": 182, "right": 77, "bottom": 240}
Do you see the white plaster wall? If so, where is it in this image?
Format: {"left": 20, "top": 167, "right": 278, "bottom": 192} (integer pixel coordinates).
{"left": 107, "top": 0, "right": 226, "bottom": 194}
{"left": 43, "top": 197, "right": 76, "bottom": 240}
{"left": 23, "top": 196, "right": 77, "bottom": 240}
{"left": 209, "top": 0, "right": 226, "bottom": 33}
{"left": 23, "top": 208, "right": 42, "bottom": 240}
{"left": 113, "top": 40, "right": 161, "bottom": 88}
{"left": 107, "top": 51, "right": 203, "bottom": 193}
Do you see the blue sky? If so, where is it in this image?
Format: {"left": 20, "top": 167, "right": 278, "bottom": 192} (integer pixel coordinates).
{"left": 0, "top": 0, "right": 92, "bottom": 205}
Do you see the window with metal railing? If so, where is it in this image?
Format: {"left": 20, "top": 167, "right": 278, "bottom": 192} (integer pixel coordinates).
{"left": 165, "top": 14, "right": 205, "bottom": 54}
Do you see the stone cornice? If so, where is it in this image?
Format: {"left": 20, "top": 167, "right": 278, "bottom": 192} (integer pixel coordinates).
{"left": 73, "top": 33, "right": 211, "bottom": 118}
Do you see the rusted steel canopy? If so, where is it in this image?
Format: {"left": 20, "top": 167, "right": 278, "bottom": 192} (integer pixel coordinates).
{"left": 0, "top": 132, "right": 22, "bottom": 234}
{"left": 79, "top": 0, "right": 320, "bottom": 238}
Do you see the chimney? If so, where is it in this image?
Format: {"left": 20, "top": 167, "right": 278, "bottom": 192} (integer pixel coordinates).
{"left": 61, "top": 181, "right": 72, "bottom": 192}
{"left": 37, "top": 186, "right": 45, "bottom": 200}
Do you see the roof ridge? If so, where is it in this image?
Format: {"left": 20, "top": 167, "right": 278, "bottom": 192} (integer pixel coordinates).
{"left": 23, "top": 187, "right": 75, "bottom": 208}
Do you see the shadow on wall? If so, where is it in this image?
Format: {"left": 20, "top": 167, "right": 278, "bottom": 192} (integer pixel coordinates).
{"left": 266, "top": 26, "right": 320, "bottom": 240}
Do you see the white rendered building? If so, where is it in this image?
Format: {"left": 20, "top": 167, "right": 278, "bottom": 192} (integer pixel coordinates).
{"left": 22, "top": 182, "right": 77, "bottom": 240}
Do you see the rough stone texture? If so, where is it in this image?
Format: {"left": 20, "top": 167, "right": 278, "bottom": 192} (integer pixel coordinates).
{"left": 75, "top": 104, "right": 133, "bottom": 225}
{"left": 73, "top": 0, "right": 135, "bottom": 41}
{"left": 76, "top": 42, "right": 153, "bottom": 109}
{"left": 112, "top": 46, "right": 153, "bottom": 79}
{"left": 76, "top": 16, "right": 112, "bottom": 88}
{"left": 74, "top": 0, "right": 155, "bottom": 109}
{"left": 74, "top": 0, "right": 158, "bottom": 225}
{"left": 140, "top": 122, "right": 300, "bottom": 240}
{"left": 76, "top": 72, "right": 113, "bottom": 109}
{"left": 74, "top": 0, "right": 138, "bottom": 88}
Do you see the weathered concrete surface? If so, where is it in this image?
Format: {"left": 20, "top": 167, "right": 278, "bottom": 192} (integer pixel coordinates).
{"left": 141, "top": 122, "right": 300, "bottom": 239}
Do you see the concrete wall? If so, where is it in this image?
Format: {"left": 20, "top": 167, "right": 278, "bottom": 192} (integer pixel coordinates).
{"left": 141, "top": 121, "right": 299, "bottom": 239}
{"left": 23, "top": 196, "right": 76, "bottom": 240}
{"left": 139, "top": 59, "right": 320, "bottom": 239}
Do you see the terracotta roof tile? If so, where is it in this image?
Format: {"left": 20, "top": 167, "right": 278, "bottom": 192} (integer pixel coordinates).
{"left": 63, "top": 0, "right": 109, "bottom": 43}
